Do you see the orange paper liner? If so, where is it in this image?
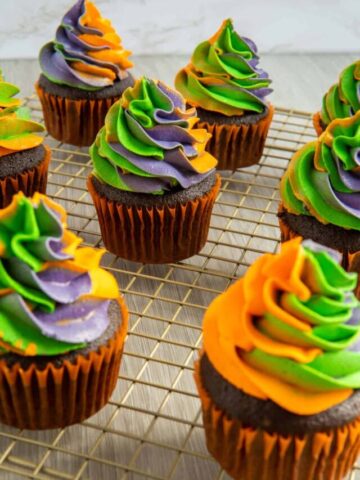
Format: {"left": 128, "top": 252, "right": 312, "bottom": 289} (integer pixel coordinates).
{"left": 313, "top": 111, "right": 325, "bottom": 136}
{"left": 278, "top": 203, "right": 359, "bottom": 273}
{"left": 0, "top": 145, "right": 50, "bottom": 209}
{"left": 0, "top": 296, "right": 128, "bottom": 430}
{"left": 195, "top": 358, "right": 360, "bottom": 480}
{"left": 197, "top": 105, "right": 274, "bottom": 171}
{"left": 349, "top": 252, "right": 360, "bottom": 300}
{"left": 88, "top": 174, "right": 221, "bottom": 264}
{"left": 36, "top": 82, "right": 120, "bottom": 147}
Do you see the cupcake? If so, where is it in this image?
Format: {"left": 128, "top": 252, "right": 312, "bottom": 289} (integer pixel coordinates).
{"left": 36, "top": 0, "right": 134, "bottom": 147}
{"left": 279, "top": 111, "right": 360, "bottom": 270}
{"left": 0, "top": 72, "right": 50, "bottom": 208}
{"left": 0, "top": 192, "right": 128, "bottom": 430}
{"left": 87, "top": 77, "right": 220, "bottom": 264}
{"left": 196, "top": 237, "right": 360, "bottom": 480}
{"left": 313, "top": 60, "right": 360, "bottom": 136}
{"left": 175, "top": 19, "right": 273, "bottom": 171}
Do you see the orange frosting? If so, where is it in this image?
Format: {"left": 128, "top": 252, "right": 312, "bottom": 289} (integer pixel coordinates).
{"left": 203, "top": 238, "right": 357, "bottom": 415}
{"left": 75, "top": 0, "right": 133, "bottom": 75}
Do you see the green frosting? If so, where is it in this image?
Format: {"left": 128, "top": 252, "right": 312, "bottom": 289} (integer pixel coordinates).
{"left": 0, "top": 68, "right": 23, "bottom": 117}
{"left": 0, "top": 194, "right": 85, "bottom": 355}
{"left": 0, "top": 68, "right": 44, "bottom": 150}
{"left": 242, "top": 242, "right": 360, "bottom": 393}
{"left": 281, "top": 113, "right": 360, "bottom": 230}
{"left": 90, "top": 77, "right": 216, "bottom": 194}
{"left": 175, "top": 19, "right": 272, "bottom": 116}
{"left": 320, "top": 61, "right": 360, "bottom": 127}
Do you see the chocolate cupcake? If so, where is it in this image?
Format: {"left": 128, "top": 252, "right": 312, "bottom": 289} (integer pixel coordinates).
{"left": 196, "top": 238, "right": 360, "bottom": 480}
{"left": 0, "top": 72, "right": 50, "bottom": 207}
{"left": 279, "top": 111, "right": 360, "bottom": 270}
{"left": 87, "top": 77, "right": 220, "bottom": 264}
{"left": 175, "top": 19, "right": 273, "bottom": 171}
{"left": 36, "top": 0, "right": 134, "bottom": 147}
{"left": 0, "top": 192, "right": 128, "bottom": 429}
{"left": 313, "top": 60, "right": 360, "bottom": 136}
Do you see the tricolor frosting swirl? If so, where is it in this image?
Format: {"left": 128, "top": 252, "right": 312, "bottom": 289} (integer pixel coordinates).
{"left": 203, "top": 238, "right": 360, "bottom": 415}
{"left": 90, "top": 77, "right": 217, "bottom": 194}
{"left": 175, "top": 19, "right": 272, "bottom": 117}
{"left": 319, "top": 61, "right": 360, "bottom": 128}
{"left": 0, "top": 72, "right": 44, "bottom": 157}
{"left": 0, "top": 69, "right": 21, "bottom": 117}
{"left": 0, "top": 192, "right": 119, "bottom": 356}
{"left": 39, "top": 0, "right": 133, "bottom": 91}
{"left": 281, "top": 111, "right": 360, "bottom": 230}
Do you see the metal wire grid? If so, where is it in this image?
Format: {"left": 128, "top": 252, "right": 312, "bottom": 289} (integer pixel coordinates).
{"left": 0, "top": 96, "right": 357, "bottom": 480}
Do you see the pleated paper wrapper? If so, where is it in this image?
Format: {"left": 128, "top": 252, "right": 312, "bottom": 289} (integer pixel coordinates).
{"left": 87, "top": 174, "right": 221, "bottom": 264}
{"left": 195, "top": 359, "right": 360, "bottom": 480}
{"left": 278, "top": 203, "right": 359, "bottom": 274}
{"left": 0, "top": 296, "right": 128, "bottom": 430}
{"left": 349, "top": 252, "right": 360, "bottom": 300}
{"left": 36, "top": 82, "right": 120, "bottom": 147}
{"left": 0, "top": 145, "right": 50, "bottom": 208}
{"left": 197, "top": 105, "right": 274, "bottom": 171}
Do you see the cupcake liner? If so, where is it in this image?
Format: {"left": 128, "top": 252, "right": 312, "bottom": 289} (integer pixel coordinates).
{"left": 349, "top": 252, "right": 360, "bottom": 300}
{"left": 197, "top": 105, "right": 274, "bottom": 171}
{"left": 87, "top": 174, "right": 221, "bottom": 264}
{"left": 36, "top": 82, "right": 120, "bottom": 147}
{"left": 278, "top": 203, "right": 358, "bottom": 272}
{"left": 0, "top": 145, "right": 50, "bottom": 209}
{"left": 0, "top": 296, "right": 128, "bottom": 430}
{"left": 195, "top": 358, "right": 360, "bottom": 480}
{"left": 313, "top": 112, "right": 324, "bottom": 136}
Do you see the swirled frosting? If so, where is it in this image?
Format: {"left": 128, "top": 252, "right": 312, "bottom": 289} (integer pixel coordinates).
{"left": 90, "top": 77, "right": 217, "bottom": 194}
{"left": 319, "top": 61, "right": 360, "bottom": 128}
{"left": 39, "top": 0, "right": 133, "bottom": 91}
{"left": 175, "top": 19, "right": 272, "bottom": 117}
{"left": 0, "top": 69, "right": 21, "bottom": 117}
{"left": 281, "top": 111, "right": 360, "bottom": 230}
{"left": 0, "top": 114, "right": 45, "bottom": 158}
{"left": 203, "top": 238, "right": 360, "bottom": 415}
{"left": 0, "top": 71, "right": 44, "bottom": 157}
{"left": 0, "top": 192, "right": 119, "bottom": 356}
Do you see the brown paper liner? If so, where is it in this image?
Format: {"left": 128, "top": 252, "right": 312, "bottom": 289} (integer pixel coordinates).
{"left": 0, "top": 296, "right": 128, "bottom": 430}
{"left": 349, "top": 252, "right": 360, "bottom": 300}
{"left": 197, "top": 105, "right": 274, "bottom": 171}
{"left": 313, "top": 112, "right": 325, "bottom": 136}
{"left": 195, "top": 358, "right": 360, "bottom": 480}
{"left": 0, "top": 145, "right": 50, "bottom": 209}
{"left": 278, "top": 203, "right": 360, "bottom": 272}
{"left": 87, "top": 174, "right": 221, "bottom": 264}
{"left": 36, "top": 82, "right": 120, "bottom": 147}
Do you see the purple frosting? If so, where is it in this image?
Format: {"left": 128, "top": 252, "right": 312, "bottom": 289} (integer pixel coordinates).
{"left": 92, "top": 78, "right": 216, "bottom": 194}
{"left": 39, "top": 0, "right": 130, "bottom": 90}
{"left": 0, "top": 196, "right": 116, "bottom": 351}
{"left": 1, "top": 293, "right": 110, "bottom": 344}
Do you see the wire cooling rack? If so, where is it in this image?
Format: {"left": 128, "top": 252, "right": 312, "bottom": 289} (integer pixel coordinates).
{"left": 0, "top": 96, "right": 358, "bottom": 480}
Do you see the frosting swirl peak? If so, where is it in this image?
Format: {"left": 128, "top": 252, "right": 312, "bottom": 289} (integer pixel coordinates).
{"left": 203, "top": 238, "right": 360, "bottom": 415}
{"left": 39, "top": 0, "right": 133, "bottom": 90}
{"left": 0, "top": 69, "right": 21, "bottom": 117}
{"left": 175, "top": 19, "right": 272, "bottom": 116}
{"left": 281, "top": 111, "right": 360, "bottom": 230}
{"left": 320, "top": 61, "right": 360, "bottom": 128}
{"left": 0, "top": 192, "right": 119, "bottom": 356}
{"left": 90, "top": 77, "right": 217, "bottom": 194}
{"left": 0, "top": 70, "right": 44, "bottom": 156}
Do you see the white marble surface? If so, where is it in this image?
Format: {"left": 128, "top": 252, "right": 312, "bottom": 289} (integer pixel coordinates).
{"left": 0, "top": 53, "right": 358, "bottom": 112}
{"left": 0, "top": 0, "right": 359, "bottom": 59}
